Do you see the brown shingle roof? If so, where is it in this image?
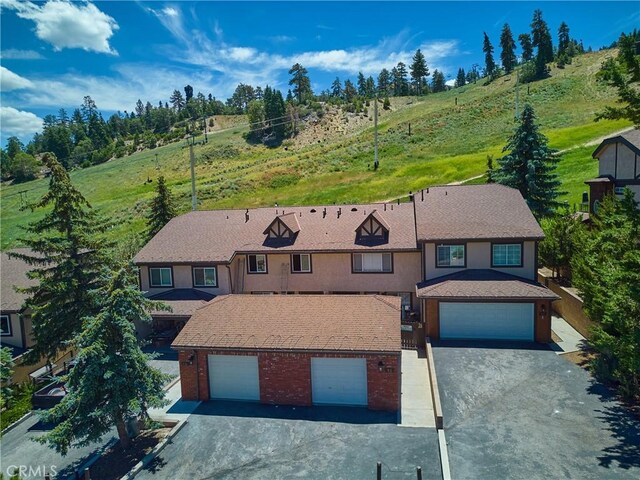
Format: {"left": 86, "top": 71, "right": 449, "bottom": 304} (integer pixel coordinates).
{"left": 416, "top": 269, "right": 559, "bottom": 300}
{"left": 414, "top": 184, "right": 544, "bottom": 241}
{"left": 134, "top": 202, "right": 417, "bottom": 264}
{"left": 1, "top": 248, "right": 38, "bottom": 312}
{"left": 172, "top": 294, "right": 401, "bottom": 352}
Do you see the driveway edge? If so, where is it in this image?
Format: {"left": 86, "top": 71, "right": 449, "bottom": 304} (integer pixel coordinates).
{"left": 120, "top": 419, "right": 187, "bottom": 480}
{"left": 1, "top": 410, "right": 34, "bottom": 435}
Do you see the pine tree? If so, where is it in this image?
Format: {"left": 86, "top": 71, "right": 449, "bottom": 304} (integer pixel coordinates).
{"left": 357, "top": 72, "right": 367, "bottom": 96}
{"left": 331, "top": 77, "right": 342, "bottom": 98}
{"left": 184, "top": 85, "right": 193, "bottom": 103}
{"left": 343, "top": 79, "right": 357, "bottom": 102}
{"left": 169, "top": 90, "right": 185, "bottom": 111}
{"left": 496, "top": 104, "right": 563, "bottom": 218}
{"left": 378, "top": 68, "right": 391, "bottom": 96}
{"left": 483, "top": 32, "right": 497, "bottom": 78}
{"left": 10, "top": 153, "right": 110, "bottom": 362}
{"left": 38, "top": 266, "right": 169, "bottom": 454}
{"left": 557, "top": 22, "right": 570, "bottom": 57}
{"left": 393, "top": 63, "right": 409, "bottom": 96}
{"left": 486, "top": 155, "right": 495, "bottom": 183}
{"left": 500, "top": 24, "right": 517, "bottom": 73}
{"left": 365, "top": 76, "right": 376, "bottom": 98}
{"left": 455, "top": 68, "right": 466, "bottom": 87}
{"left": 531, "top": 9, "right": 554, "bottom": 77}
{"left": 146, "top": 176, "right": 177, "bottom": 240}
{"left": 288, "top": 63, "right": 312, "bottom": 103}
{"left": 410, "top": 49, "right": 429, "bottom": 95}
{"left": 431, "top": 70, "right": 446, "bottom": 93}
{"left": 518, "top": 33, "right": 534, "bottom": 62}
{"left": 1, "top": 347, "right": 14, "bottom": 409}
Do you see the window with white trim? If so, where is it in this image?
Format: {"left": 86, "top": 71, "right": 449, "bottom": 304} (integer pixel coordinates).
{"left": 352, "top": 253, "right": 392, "bottom": 272}
{"left": 436, "top": 245, "right": 465, "bottom": 267}
{"left": 492, "top": 244, "right": 522, "bottom": 267}
{"left": 291, "top": 254, "right": 311, "bottom": 273}
{"left": 0, "top": 315, "right": 11, "bottom": 336}
{"left": 149, "top": 267, "right": 173, "bottom": 287}
{"left": 193, "top": 267, "right": 217, "bottom": 287}
{"left": 248, "top": 254, "right": 267, "bottom": 273}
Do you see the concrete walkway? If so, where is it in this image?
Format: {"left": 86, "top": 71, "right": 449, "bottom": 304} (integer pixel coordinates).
{"left": 551, "top": 315, "right": 586, "bottom": 354}
{"left": 148, "top": 380, "right": 201, "bottom": 423}
{"left": 400, "top": 349, "right": 436, "bottom": 428}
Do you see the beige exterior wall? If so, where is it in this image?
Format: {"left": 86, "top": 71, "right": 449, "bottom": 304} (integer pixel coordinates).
{"left": 138, "top": 264, "right": 232, "bottom": 296}
{"left": 423, "top": 240, "right": 536, "bottom": 281}
{"left": 1, "top": 312, "right": 25, "bottom": 349}
{"left": 230, "top": 251, "right": 421, "bottom": 298}
{"left": 598, "top": 142, "right": 639, "bottom": 180}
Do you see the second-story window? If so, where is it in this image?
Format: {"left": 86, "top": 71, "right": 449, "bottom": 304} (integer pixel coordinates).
{"left": 436, "top": 245, "right": 465, "bottom": 267}
{"left": 291, "top": 254, "right": 311, "bottom": 273}
{"left": 149, "top": 267, "right": 173, "bottom": 287}
{"left": 0, "top": 315, "right": 11, "bottom": 336}
{"left": 248, "top": 254, "right": 267, "bottom": 273}
{"left": 352, "top": 252, "right": 393, "bottom": 273}
{"left": 193, "top": 267, "right": 218, "bottom": 287}
{"left": 492, "top": 244, "right": 522, "bottom": 267}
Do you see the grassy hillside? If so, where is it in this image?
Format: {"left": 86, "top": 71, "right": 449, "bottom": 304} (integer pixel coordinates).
{"left": 0, "top": 49, "right": 631, "bottom": 249}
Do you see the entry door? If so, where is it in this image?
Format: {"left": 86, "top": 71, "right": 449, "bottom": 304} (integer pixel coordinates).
{"left": 311, "top": 357, "right": 367, "bottom": 406}
{"left": 439, "top": 302, "right": 534, "bottom": 341}
{"left": 208, "top": 355, "right": 260, "bottom": 401}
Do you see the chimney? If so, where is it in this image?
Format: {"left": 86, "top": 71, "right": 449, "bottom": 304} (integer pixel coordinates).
{"left": 408, "top": 191, "right": 414, "bottom": 202}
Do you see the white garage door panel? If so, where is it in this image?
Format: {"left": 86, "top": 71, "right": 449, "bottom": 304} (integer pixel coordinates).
{"left": 208, "top": 355, "right": 260, "bottom": 401}
{"left": 311, "top": 358, "right": 367, "bottom": 406}
{"left": 440, "top": 302, "right": 534, "bottom": 341}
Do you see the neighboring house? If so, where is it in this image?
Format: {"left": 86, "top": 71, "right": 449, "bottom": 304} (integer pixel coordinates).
{"left": 0, "top": 249, "right": 72, "bottom": 384}
{"left": 134, "top": 184, "right": 558, "bottom": 409}
{"left": 586, "top": 129, "right": 640, "bottom": 214}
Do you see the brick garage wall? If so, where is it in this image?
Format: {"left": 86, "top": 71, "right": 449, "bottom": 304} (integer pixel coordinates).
{"left": 259, "top": 352, "right": 312, "bottom": 406}
{"left": 177, "top": 349, "right": 400, "bottom": 410}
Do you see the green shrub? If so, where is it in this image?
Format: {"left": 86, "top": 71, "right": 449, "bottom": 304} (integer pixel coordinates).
{"left": 0, "top": 383, "right": 33, "bottom": 433}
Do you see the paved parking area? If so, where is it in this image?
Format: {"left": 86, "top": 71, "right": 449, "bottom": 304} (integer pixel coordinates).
{"left": 137, "top": 402, "right": 441, "bottom": 480}
{"left": 432, "top": 341, "right": 640, "bottom": 480}
{"left": 143, "top": 346, "right": 179, "bottom": 383}
{"left": 0, "top": 414, "right": 114, "bottom": 480}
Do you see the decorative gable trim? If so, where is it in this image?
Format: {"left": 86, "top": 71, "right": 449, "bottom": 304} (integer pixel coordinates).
{"left": 355, "top": 210, "right": 389, "bottom": 245}
{"left": 263, "top": 213, "right": 301, "bottom": 243}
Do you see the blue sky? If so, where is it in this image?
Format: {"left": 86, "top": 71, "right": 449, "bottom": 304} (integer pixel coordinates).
{"left": 1, "top": 1, "right": 639, "bottom": 144}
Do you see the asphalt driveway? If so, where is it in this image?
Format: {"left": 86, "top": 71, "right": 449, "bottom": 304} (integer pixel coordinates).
{"left": 136, "top": 402, "right": 441, "bottom": 480}
{"left": 0, "top": 414, "right": 114, "bottom": 480}
{"left": 432, "top": 341, "right": 640, "bottom": 480}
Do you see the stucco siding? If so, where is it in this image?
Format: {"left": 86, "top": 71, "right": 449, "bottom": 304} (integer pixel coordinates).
{"left": 598, "top": 144, "right": 616, "bottom": 177}
{"left": 617, "top": 144, "right": 636, "bottom": 179}
{"left": 232, "top": 251, "right": 421, "bottom": 295}
{"left": 423, "top": 241, "right": 536, "bottom": 281}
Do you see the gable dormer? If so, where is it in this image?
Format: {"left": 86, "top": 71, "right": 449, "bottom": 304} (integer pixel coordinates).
{"left": 263, "top": 212, "right": 300, "bottom": 244}
{"left": 355, "top": 210, "right": 389, "bottom": 245}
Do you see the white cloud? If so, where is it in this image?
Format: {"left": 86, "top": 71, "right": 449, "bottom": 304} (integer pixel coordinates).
{"left": 0, "top": 106, "right": 43, "bottom": 138}
{"left": 3, "top": 0, "right": 118, "bottom": 54}
{"left": 0, "top": 49, "right": 44, "bottom": 60}
{"left": 0, "top": 66, "right": 33, "bottom": 91}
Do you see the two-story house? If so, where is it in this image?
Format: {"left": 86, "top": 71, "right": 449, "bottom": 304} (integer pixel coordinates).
{"left": 134, "top": 184, "right": 558, "bottom": 409}
{"left": 586, "top": 129, "right": 640, "bottom": 214}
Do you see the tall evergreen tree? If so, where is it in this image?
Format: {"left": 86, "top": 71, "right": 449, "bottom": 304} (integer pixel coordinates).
{"left": 557, "top": 21, "right": 570, "bottom": 57}
{"left": 146, "top": 176, "right": 177, "bottom": 240}
{"left": 518, "top": 33, "right": 534, "bottom": 62}
{"left": 169, "top": 90, "right": 185, "bottom": 111}
{"left": 38, "top": 266, "right": 169, "bottom": 454}
{"left": 288, "top": 63, "right": 312, "bottom": 103}
{"left": 330, "top": 77, "right": 342, "bottom": 98}
{"left": 431, "top": 70, "right": 446, "bottom": 92}
{"left": 455, "top": 68, "right": 466, "bottom": 87}
{"left": 184, "top": 84, "right": 194, "bottom": 103}
{"left": 531, "top": 9, "right": 554, "bottom": 76}
{"left": 10, "top": 153, "right": 110, "bottom": 362}
{"left": 357, "top": 72, "right": 367, "bottom": 96}
{"left": 482, "top": 32, "right": 497, "bottom": 78}
{"left": 393, "top": 62, "right": 409, "bottom": 96}
{"left": 499, "top": 24, "right": 517, "bottom": 73}
{"left": 410, "top": 49, "right": 429, "bottom": 95}
{"left": 496, "top": 104, "right": 563, "bottom": 218}
{"left": 343, "top": 79, "right": 357, "bottom": 102}
{"left": 377, "top": 68, "right": 391, "bottom": 96}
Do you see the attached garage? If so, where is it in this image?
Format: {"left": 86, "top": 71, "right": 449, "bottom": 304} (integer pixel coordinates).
{"left": 208, "top": 355, "right": 259, "bottom": 401}
{"left": 173, "top": 294, "right": 401, "bottom": 411}
{"left": 417, "top": 270, "right": 559, "bottom": 343}
{"left": 439, "top": 302, "right": 534, "bottom": 341}
{"left": 311, "top": 357, "right": 367, "bottom": 406}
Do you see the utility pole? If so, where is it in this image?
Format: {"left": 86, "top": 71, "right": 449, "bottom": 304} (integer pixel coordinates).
{"left": 515, "top": 69, "right": 520, "bottom": 120}
{"left": 374, "top": 98, "right": 379, "bottom": 170}
{"left": 189, "top": 135, "right": 197, "bottom": 211}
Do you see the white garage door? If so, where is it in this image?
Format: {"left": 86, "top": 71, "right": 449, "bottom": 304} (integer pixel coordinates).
{"left": 440, "top": 302, "right": 534, "bottom": 341}
{"left": 311, "top": 357, "right": 367, "bottom": 406}
{"left": 208, "top": 355, "right": 260, "bottom": 401}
